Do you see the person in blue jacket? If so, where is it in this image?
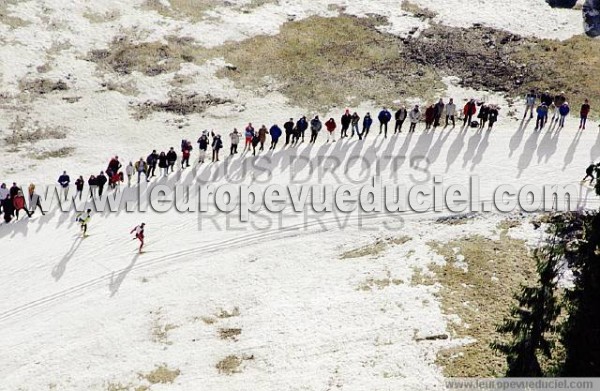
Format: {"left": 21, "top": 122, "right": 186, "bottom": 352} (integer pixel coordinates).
{"left": 58, "top": 171, "right": 70, "bottom": 200}
{"left": 362, "top": 112, "right": 373, "bottom": 139}
{"left": 269, "top": 124, "right": 282, "bottom": 150}
{"left": 558, "top": 102, "right": 570, "bottom": 128}
{"left": 378, "top": 107, "right": 392, "bottom": 137}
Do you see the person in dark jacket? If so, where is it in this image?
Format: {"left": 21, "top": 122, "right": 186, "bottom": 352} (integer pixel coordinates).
{"left": 540, "top": 90, "right": 553, "bottom": 107}
{"left": 75, "top": 176, "right": 84, "bottom": 200}
{"left": 212, "top": 135, "right": 223, "bottom": 162}
{"left": 433, "top": 99, "right": 445, "bottom": 127}
{"left": 378, "top": 107, "right": 392, "bottom": 137}
{"left": 551, "top": 92, "right": 567, "bottom": 122}
{"left": 340, "top": 109, "right": 352, "bottom": 138}
{"left": 158, "top": 152, "right": 168, "bottom": 175}
{"left": 351, "top": 112, "right": 360, "bottom": 138}
{"left": 166, "top": 147, "right": 177, "bottom": 173}
{"left": 96, "top": 171, "right": 107, "bottom": 197}
{"left": 478, "top": 105, "right": 490, "bottom": 130}
{"left": 251, "top": 133, "right": 260, "bottom": 156}
{"left": 463, "top": 99, "right": 477, "bottom": 127}
{"left": 58, "top": 171, "right": 70, "bottom": 201}
{"left": 583, "top": 0, "right": 600, "bottom": 38}
{"left": 284, "top": 118, "right": 294, "bottom": 145}
{"left": 88, "top": 175, "right": 96, "bottom": 198}
{"left": 147, "top": 150, "right": 159, "bottom": 177}
{"left": 197, "top": 135, "right": 209, "bottom": 163}
{"left": 394, "top": 106, "right": 407, "bottom": 133}
{"left": 535, "top": 103, "right": 548, "bottom": 131}
{"left": 258, "top": 125, "right": 268, "bottom": 151}
{"left": 3, "top": 197, "right": 14, "bottom": 223}
{"left": 269, "top": 124, "right": 282, "bottom": 150}
{"left": 9, "top": 182, "right": 20, "bottom": 199}
{"left": 362, "top": 113, "right": 373, "bottom": 139}
{"left": 424, "top": 105, "right": 435, "bottom": 131}
{"left": 107, "top": 156, "right": 121, "bottom": 175}
{"left": 583, "top": 162, "right": 598, "bottom": 184}
{"left": 558, "top": 102, "right": 570, "bottom": 128}
{"left": 309, "top": 116, "right": 322, "bottom": 143}
{"left": 181, "top": 140, "right": 192, "bottom": 168}
{"left": 488, "top": 105, "right": 499, "bottom": 130}
{"left": 296, "top": 116, "right": 308, "bottom": 143}
{"left": 580, "top": 99, "right": 591, "bottom": 130}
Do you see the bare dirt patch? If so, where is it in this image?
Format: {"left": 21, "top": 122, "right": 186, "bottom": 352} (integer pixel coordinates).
{"left": 132, "top": 92, "right": 232, "bottom": 120}
{"left": 218, "top": 327, "right": 242, "bottom": 341}
{"left": 4, "top": 117, "right": 68, "bottom": 146}
{"left": 358, "top": 270, "right": 404, "bottom": 291}
{"left": 427, "top": 235, "right": 536, "bottom": 377}
{"left": 216, "top": 307, "right": 240, "bottom": 319}
{"left": 18, "top": 78, "right": 69, "bottom": 96}
{"left": 341, "top": 235, "right": 411, "bottom": 259}
{"left": 31, "top": 147, "right": 75, "bottom": 160}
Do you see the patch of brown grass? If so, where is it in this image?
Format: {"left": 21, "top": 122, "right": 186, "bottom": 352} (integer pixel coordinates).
{"left": 5, "top": 117, "right": 68, "bottom": 146}
{"left": 213, "top": 15, "right": 443, "bottom": 110}
{"left": 358, "top": 270, "right": 404, "bottom": 291}
{"left": 216, "top": 354, "right": 254, "bottom": 375}
{"left": 18, "top": 78, "right": 68, "bottom": 96}
{"left": 341, "top": 235, "right": 411, "bottom": 259}
{"left": 496, "top": 218, "right": 521, "bottom": 233}
{"left": 84, "top": 9, "right": 121, "bottom": 24}
{"left": 427, "top": 235, "right": 536, "bottom": 377}
{"left": 31, "top": 147, "right": 75, "bottom": 160}
{"left": 140, "top": 364, "right": 181, "bottom": 384}
{"left": 132, "top": 92, "right": 232, "bottom": 120}
{"left": 87, "top": 35, "right": 203, "bottom": 76}
{"left": 218, "top": 327, "right": 242, "bottom": 341}
{"left": 216, "top": 306, "right": 240, "bottom": 319}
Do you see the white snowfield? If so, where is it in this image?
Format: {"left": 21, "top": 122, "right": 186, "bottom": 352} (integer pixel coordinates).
{"left": 0, "top": 0, "right": 595, "bottom": 390}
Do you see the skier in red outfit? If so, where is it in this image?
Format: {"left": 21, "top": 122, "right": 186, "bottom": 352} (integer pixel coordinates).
{"left": 131, "top": 223, "right": 145, "bottom": 253}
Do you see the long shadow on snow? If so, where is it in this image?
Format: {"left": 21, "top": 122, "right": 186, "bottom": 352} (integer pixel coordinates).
{"left": 109, "top": 253, "right": 140, "bottom": 297}
{"left": 52, "top": 236, "right": 84, "bottom": 281}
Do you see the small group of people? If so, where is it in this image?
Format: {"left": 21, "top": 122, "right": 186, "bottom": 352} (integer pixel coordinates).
{"left": 524, "top": 89, "right": 591, "bottom": 131}
{"left": 0, "top": 182, "right": 44, "bottom": 223}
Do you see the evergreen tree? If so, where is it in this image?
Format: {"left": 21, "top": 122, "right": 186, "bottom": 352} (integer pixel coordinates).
{"left": 492, "top": 234, "right": 561, "bottom": 377}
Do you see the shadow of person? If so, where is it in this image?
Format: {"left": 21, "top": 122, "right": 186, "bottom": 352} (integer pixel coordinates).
{"left": 537, "top": 128, "right": 561, "bottom": 164}
{"left": 508, "top": 121, "right": 527, "bottom": 158}
{"left": 52, "top": 236, "right": 84, "bottom": 281}
{"left": 563, "top": 128, "right": 584, "bottom": 171}
{"left": 109, "top": 253, "right": 140, "bottom": 297}
{"left": 445, "top": 128, "right": 467, "bottom": 173}
{"left": 462, "top": 131, "right": 483, "bottom": 169}
{"left": 427, "top": 129, "right": 452, "bottom": 166}
{"left": 471, "top": 129, "right": 492, "bottom": 170}
{"left": 517, "top": 130, "right": 542, "bottom": 178}
{"left": 590, "top": 131, "right": 600, "bottom": 162}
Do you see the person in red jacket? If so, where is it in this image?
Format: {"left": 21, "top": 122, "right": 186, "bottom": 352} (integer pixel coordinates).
{"left": 580, "top": 99, "right": 591, "bottom": 130}
{"left": 13, "top": 190, "right": 32, "bottom": 220}
{"left": 325, "top": 118, "right": 336, "bottom": 142}
{"left": 463, "top": 99, "right": 477, "bottom": 127}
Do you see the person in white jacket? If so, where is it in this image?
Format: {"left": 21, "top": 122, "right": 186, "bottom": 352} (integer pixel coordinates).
{"left": 445, "top": 98, "right": 457, "bottom": 127}
{"left": 125, "top": 162, "right": 134, "bottom": 186}
{"left": 408, "top": 105, "right": 421, "bottom": 132}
